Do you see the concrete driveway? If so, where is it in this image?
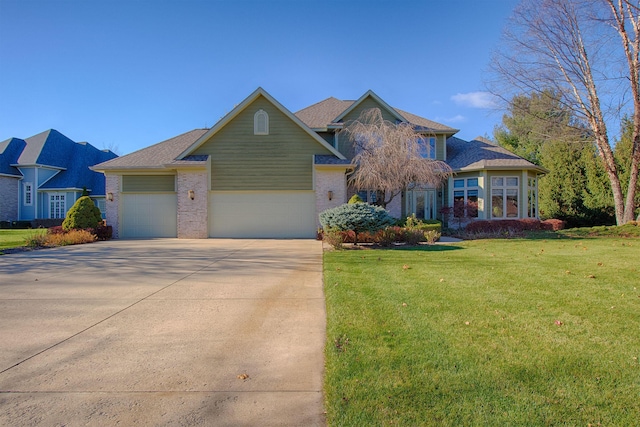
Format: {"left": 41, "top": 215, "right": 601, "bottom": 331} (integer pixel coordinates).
{"left": 0, "top": 239, "right": 326, "bottom": 426}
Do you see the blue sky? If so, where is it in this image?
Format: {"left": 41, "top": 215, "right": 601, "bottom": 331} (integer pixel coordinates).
{"left": 0, "top": 0, "right": 519, "bottom": 155}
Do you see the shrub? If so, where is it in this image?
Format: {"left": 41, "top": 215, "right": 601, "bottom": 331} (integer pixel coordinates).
{"left": 541, "top": 219, "right": 566, "bottom": 231}
{"left": 465, "top": 219, "right": 543, "bottom": 235}
{"left": 375, "top": 227, "right": 400, "bottom": 247}
{"left": 24, "top": 232, "right": 48, "bottom": 248}
{"left": 46, "top": 229, "right": 96, "bottom": 246}
{"left": 319, "top": 203, "right": 395, "bottom": 244}
{"left": 62, "top": 196, "right": 102, "bottom": 231}
{"left": 323, "top": 230, "right": 344, "bottom": 250}
{"left": 47, "top": 226, "right": 65, "bottom": 235}
{"left": 424, "top": 230, "right": 441, "bottom": 245}
{"left": 348, "top": 194, "right": 364, "bottom": 204}
{"left": 92, "top": 225, "right": 113, "bottom": 241}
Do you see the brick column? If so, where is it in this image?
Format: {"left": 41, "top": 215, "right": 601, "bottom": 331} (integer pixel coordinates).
{"left": 176, "top": 170, "right": 208, "bottom": 238}
{"left": 105, "top": 174, "right": 120, "bottom": 239}
{"left": 315, "top": 168, "right": 347, "bottom": 229}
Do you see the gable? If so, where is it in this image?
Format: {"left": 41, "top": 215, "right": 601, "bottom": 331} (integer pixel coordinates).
{"left": 335, "top": 96, "right": 405, "bottom": 160}
{"left": 193, "top": 94, "right": 336, "bottom": 191}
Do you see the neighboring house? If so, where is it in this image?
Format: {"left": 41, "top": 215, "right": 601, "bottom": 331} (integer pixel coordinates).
{"left": 93, "top": 87, "right": 546, "bottom": 239}
{"left": 0, "top": 129, "right": 118, "bottom": 223}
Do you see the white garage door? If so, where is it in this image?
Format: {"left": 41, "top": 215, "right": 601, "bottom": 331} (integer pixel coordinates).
{"left": 209, "top": 191, "right": 316, "bottom": 238}
{"left": 120, "top": 193, "right": 177, "bottom": 238}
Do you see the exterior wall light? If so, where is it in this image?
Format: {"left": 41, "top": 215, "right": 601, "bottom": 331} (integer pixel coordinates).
{"left": 106, "top": 192, "right": 114, "bottom": 201}
{"left": 328, "top": 190, "right": 333, "bottom": 201}
{"left": 188, "top": 190, "right": 195, "bottom": 200}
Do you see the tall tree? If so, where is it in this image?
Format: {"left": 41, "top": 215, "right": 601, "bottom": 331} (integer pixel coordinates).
{"left": 342, "top": 108, "right": 452, "bottom": 209}
{"left": 491, "top": 0, "right": 640, "bottom": 224}
{"left": 495, "top": 91, "right": 614, "bottom": 225}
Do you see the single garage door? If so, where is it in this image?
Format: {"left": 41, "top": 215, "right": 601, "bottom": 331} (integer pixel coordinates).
{"left": 209, "top": 191, "right": 316, "bottom": 238}
{"left": 120, "top": 193, "right": 177, "bottom": 238}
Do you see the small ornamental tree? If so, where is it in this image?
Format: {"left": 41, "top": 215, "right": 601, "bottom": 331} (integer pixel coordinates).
{"left": 62, "top": 196, "right": 103, "bottom": 231}
{"left": 319, "top": 202, "right": 395, "bottom": 245}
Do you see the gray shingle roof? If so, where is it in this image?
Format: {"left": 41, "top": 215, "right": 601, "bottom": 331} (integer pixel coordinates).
{"left": 294, "top": 96, "right": 458, "bottom": 133}
{"left": 314, "top": 155, "right": 353, "bottom": 165}
{"left": 447, "top": 136, "right": 546, "bottom": 172}
{"left": 295, "top": 97, "right": 354, "bottom": 129}
{"left": 93, "top": 129, "right": 208, "bottom": 170}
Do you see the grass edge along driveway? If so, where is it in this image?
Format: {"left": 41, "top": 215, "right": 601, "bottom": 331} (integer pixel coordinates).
{"left": 323, "top": 237, "right": 639, "bottom": 426}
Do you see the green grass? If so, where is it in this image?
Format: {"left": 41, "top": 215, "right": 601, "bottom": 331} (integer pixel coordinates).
{"left": 323, "top": 237, "right": 640, "bottom": 426}
{"left": 0, "top": 229, "right": 45, "bottom": 252}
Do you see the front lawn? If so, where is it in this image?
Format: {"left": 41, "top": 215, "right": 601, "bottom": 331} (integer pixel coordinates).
{"left": 323, "top": 238, "right": 640, "bottom": 426}
{"left": 0, "top": 229, "right": 45, "bottom": 252}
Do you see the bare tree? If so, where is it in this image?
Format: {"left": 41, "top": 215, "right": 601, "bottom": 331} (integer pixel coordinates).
{"left": 490, "top": 0, "right": 640, "bottom": 224}
{"left": 342, "top": 108, "right": 452, "bottom": 209}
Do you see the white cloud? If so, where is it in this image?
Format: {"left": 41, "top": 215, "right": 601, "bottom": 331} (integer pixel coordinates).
{"left": 451, "top": 91, "right": 498, "bottom": 109}
{"left": 436, "top": 114, "right": 466, "bottom": 124}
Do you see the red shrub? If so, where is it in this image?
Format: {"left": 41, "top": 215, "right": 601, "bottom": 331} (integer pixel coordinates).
{"left": 541, "top": 219, "right": 566, "bottom": 231}
{"left": 465, "top": 219, "right": 542, "bottom": 234}
{"left": 47, "top": 225, "right": 65, "bottom": 235}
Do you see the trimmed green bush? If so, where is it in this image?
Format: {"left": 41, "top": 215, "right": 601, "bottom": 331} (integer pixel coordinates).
{"left": 62, "top": 196, "right": 103, "bottom": 231}
{"left": 319, "top": 202, "right": 395, "bottom": 244}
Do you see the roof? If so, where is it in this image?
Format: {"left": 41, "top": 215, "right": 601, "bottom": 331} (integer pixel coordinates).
{"left": 93, "top": 129, "right": 208, "bottom": 170}
{"left": 18, "top": 129, "right": 75, "bottom": 167}
{"left": 177, "top": 87, "right": 346, "bottom": 160}
{"left": 0, "top": 137, "right": 25, "bottom": 177}
{"left": 294, "top": 93, "right": 458, "bottom": 134}
{"left": 314, "top": 154, "right": 354, "bottom": 166}
{"left": 0, "top": 129, "right": 118, "bottom": 194}
{"left": 40, "top": 140, "right": 118, "bottom": 194}
{"left": 446, "top": 136, "right": 547, "bottom": 173}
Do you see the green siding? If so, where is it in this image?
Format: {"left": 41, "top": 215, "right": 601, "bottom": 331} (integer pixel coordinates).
{"left": 122, "top": 175, "right": 175, "bottom": 192}
{"left": 436, "top": 135, "right": 446, "bottom": 161}
{"left": 193, "top": 95, "right": 334, "bottom": 191}
{"left": 337, "top": 97, "right": 401, "bottom": 160}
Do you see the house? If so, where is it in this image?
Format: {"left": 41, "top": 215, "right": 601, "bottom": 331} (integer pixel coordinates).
{"left": 92, "top": 88, "right": 545, "bottom": 239}
{"left": 0, "top": 129, "right": 118, "bottom": 224}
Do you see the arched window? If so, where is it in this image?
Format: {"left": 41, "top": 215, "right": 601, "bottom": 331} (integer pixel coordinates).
{"left": 254, "top": 109, "right": 269, "bottom": 135}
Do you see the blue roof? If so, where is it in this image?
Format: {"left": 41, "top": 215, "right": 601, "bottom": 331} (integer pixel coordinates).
{"left": 0, "top": 137, "right": 25, "bottom": 176}
{"left": 1, "top": 129, "right": 118, "bottom": 195}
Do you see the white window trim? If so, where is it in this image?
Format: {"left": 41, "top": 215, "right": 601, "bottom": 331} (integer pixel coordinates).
{"left": 453, "top": 178, "right": 479, "bottom": 218}
{"left": 254, "top": 109, "right": 269, "bottom": 135}
{"left": 49, "top": 193, "right": 66, "bottom": 219}
{"left": 491, "top": 176, "right": 519, "bottom": 219}
{"left": 23, "top": 182, "right": 33, "bottom": 206}
{"left": 418, "top": 136, "right": 437, "bottom": 159}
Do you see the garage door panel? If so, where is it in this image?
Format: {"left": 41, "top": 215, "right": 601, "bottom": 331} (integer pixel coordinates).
{"left": 209, "top": 192, "right": 316, "bottom": 238}
{"left": 121, "top": 194, "right": 177, "bottom": 238}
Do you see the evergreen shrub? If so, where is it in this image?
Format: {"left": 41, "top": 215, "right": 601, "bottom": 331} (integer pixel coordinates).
{"left": 62, "top": 196, "right": 103, "bottom": 231}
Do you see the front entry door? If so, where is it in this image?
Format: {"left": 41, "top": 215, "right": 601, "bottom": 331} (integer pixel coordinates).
{"left": 408, "top": 190, "right": 436, "bottom": 220}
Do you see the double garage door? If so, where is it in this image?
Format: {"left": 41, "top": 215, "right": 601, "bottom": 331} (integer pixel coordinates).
{"left": 209, "top": 191, "right": 317, "bottom": 238}
{"left": 119, "top": 191, "right": 316, "bottom": 239}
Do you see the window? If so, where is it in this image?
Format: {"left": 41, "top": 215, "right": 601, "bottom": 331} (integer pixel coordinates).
{"left": 453, "top": 178, "right": 479, "bottom": 218}
{"left": 491, "top": 176, "right": 519, "bottom": 218}
{"left": 527, "top": 177, "right": 538, "bottom": 218}
{"left": 97, "top": 199, "right": 107, "bottom": 219}
{"left": 49, "top": 194, "right": 66, "bottom": 219}
{"left": 254, "top": 109, "right": 269, "bottom": 135}
{"left": 24, "top": 182, "right": 33, "bottom": 206}
{"left": 417, "top": 137, "right": 436, "bottom": 159}
{"left": 357, "top": 190, "right": 377, "bottom": 204}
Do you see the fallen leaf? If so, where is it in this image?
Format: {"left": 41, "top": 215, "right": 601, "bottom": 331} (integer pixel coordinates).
{"left": 237, "top": 373, "right": 250, "bottom": 380}
{"left": 402, "top": 302, "right": 407, "bottom": 307}
{"left": 439, "top": 278, "right": 445, "bottom": 282}
{"left": 402, "top": 264, "right": 410, "bottom": 270}
{"left": 465, "top": 321, "right": 470, "bottom": 325}
{"left": 555, "top": 320, "right": 563, "bottom": 326}
{"left": 586, "top": 274, "right": 596, "bottom": 279}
